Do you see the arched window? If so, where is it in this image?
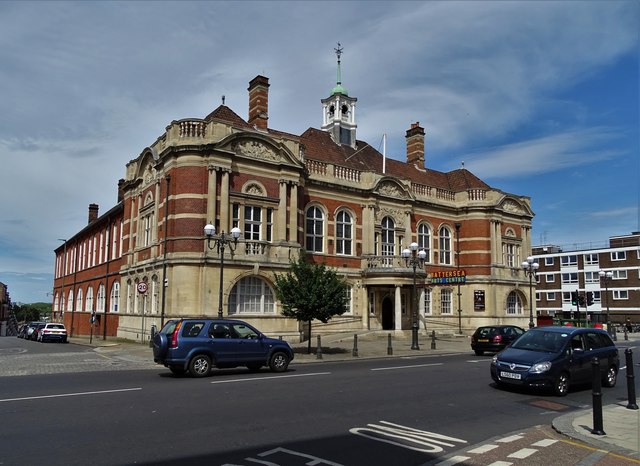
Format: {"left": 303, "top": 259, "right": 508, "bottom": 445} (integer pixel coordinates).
{"left": 151, "top": 275, "right": 159, "bottom": 314}
{"left": 126, "top": 280, "right": 133, "bottom": 313}
{"left": 335, "top": 210, "right": 352, "bottom": 255}
{"left": 110, "top": 282, "right": 120, "bottom": 313}
{"left": 418, "top": 223, "right": 431, "bottom": 262}
{"left": 381, "top": 216, "right": 395, "bottom": 255}
{"left": 76, "top": 288, "right": 84, "bottom": 312}
{"left": 96, "top": 284, "right": 106, "bottom": 312}
{"left": 67, "top": 289, "right": 73, "bottom": 312}
{"left": 229, "top": 276, "right": 275, "bottom": 314}
{"left": 54, "top": 293, "right": 60, "bottom": 312}
{"left": 86, "top": 287, "right": 94, "bottom": 312}
{"left": 507, "top": 291, "right": 524, "bottom": 315}
{"left": 439, "top": 226, "right": 452, "bottom": 265}
{"left": 305, "top": 206, "right": 324, "bottom": 253}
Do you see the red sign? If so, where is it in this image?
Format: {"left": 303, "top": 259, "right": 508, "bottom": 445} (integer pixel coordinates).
{"left": 137, "top": 282, "right": 148, "bottom": 294}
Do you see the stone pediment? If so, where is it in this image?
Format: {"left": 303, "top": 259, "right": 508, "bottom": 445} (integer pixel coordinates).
{"left": 218, "top": 133, "right": 303, "bottom": 168}
{"left": 374, "top": 179, "right": 410, "bottom": 200}
{"left": 499, "top": 197, "right": 533, "bottom": 216}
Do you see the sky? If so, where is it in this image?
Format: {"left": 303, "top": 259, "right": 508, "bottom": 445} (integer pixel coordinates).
{"left": 1, "top": 1, "right": 638, "bottom": 304}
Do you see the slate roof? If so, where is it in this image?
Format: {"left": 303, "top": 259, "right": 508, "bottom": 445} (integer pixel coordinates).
{"left": 203, "top": 107, "right": 490, "bottom": 193}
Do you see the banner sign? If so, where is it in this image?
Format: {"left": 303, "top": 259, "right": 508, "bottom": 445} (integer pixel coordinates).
{"left": 430, "top": 270, "right": 467, "bottom": 285}
{"left": 474, "top": 290, "right": 485, "bottom": 310}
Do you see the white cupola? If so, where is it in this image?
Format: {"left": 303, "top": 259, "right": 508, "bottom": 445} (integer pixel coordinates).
{"left": 321, "top": 43, "right": 357, "bottom": 148}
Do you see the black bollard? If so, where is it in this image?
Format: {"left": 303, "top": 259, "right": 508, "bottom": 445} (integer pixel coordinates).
{"left": 352, "top": 334, "right": 359, "bottom": 357}
{"left": 625, "top": 348, "right": 639, "bottom": 409}
{"left": 431, "top": 330, "right": 437, "bottom": 350}
{"left": 387, "top": 333, "right": 393, "bottom": 355}
{"left": 591, "top": 357, "right": 606, "bottom": 435}
{"left": 316, "top": 335, "right": 323, "bottom": 359}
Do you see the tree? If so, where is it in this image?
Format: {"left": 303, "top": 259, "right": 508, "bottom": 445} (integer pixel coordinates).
{"left": 273, "top": 254, "right": 349, "bottom": 354}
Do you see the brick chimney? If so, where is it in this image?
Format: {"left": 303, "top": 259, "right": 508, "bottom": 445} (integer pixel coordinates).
{"left": 406, "top": 122, "right": 425, "bottom": 167}
{"left": 88, "top": 203, "right": 99, "bottom": 224}
{"left": 248, "top": 75, "right": 269, "bottom": 130}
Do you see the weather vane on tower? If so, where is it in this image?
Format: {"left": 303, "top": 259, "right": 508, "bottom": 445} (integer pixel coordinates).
{"left": 334, "top": 42, "right": 343, "bottom": 86}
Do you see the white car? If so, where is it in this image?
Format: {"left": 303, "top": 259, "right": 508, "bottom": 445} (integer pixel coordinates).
{"left": 38, "top": 323, "right": 68, "bottom": 343}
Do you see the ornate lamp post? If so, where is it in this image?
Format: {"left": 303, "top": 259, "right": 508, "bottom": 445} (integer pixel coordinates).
{"left": 402, "top": 242, "right": 427, "bottom": 350}
{"left": 204, "top": 224, "right": 241, "bottom": 319}
{"left": 599, "top": 270, "right": 613, "bottom": 337}
{"left": 522, "top": 256, "right": 539, "bottom": 329}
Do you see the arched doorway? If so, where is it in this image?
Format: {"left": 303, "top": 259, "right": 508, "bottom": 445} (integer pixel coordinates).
{"left": 382, "top": 296, "right": 394, "bottom": 330}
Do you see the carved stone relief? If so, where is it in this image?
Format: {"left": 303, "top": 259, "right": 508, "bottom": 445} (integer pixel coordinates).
{"left": 233, "top": 140, "right": 279, "bottom": 162}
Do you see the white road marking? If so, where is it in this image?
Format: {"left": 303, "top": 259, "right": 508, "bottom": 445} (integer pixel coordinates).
{"left": 434, "top": 456, "right": 471, "bottom": 465}
{"left": 0, "top": 387, "right": 142, "bottom": 403}
{"left": 370, "top": 363, "right": 442, "bottom": 371}
{"left": 210, "top": 372, "right": 331, "bottom": 384}
{"left": 532, "top": 438, "right": 558, "bottom": 447}
{"left": 467, "top": 444, "right": 499, "bottom": 454}
{"left": 497, "top": 434, "right": 524, "bottom": 443}
{"left": 350, "top": 420, "right": 466, "bottom": 453}
{"left": 486, "top": 462, "right": 513, "bottom": 466}
{"left": 507, "top": 447, "right": 537, "bottom": 459}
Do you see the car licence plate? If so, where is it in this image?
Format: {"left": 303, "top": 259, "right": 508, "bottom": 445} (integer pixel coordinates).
{"left": 500, "top": 371, "right": 521, "bottom": 380}
{"left": 478, "top": 339, "right": 489, "bottom": 342}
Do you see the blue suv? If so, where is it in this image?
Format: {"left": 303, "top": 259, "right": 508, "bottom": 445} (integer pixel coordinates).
{"left": 153, "top": 319, "right": 294, "bottom": 377}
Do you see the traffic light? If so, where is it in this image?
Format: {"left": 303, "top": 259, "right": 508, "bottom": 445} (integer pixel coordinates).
{"left": 586, "top": 292, "right": 594, "bottom": 306}
{"left": 571, "top": 291, "right": 578, "bottom": 305}
{"left": 578, "top": 294, "right": 585, "bottom": 307}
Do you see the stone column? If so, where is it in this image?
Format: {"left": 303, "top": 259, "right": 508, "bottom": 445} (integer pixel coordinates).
{"left": 289, "top": 182, "right": 298, "bottom": 244}
{"left": 395, "top": 285, "right": 402, "bottom": 331}
{"left": 277, "top": 180, "right": 287, "bottom": 241}
{"left": 207, "top": 165, "right": 218, "bottom": 225}
{"left": 220, "top": 169, "right": 230, "bottom": 231}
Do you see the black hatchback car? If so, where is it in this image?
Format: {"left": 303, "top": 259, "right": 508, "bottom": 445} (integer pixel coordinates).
{"left": 490, "top": 326, "right": 619, "bottom": 396}
{"left": 153, "top": 318, "right": 294, "bottom": 377}
{"left": 471, "top": 325, "right": 525, "bottom": 355}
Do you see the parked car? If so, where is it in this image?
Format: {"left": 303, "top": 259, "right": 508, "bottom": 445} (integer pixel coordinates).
{"left": 30, "top": 322, "right": 47, "bottom": 341}
{"left": 26, "top": 322, "right": 46, "bottom": 340}
{"left": 490, "top": 326, "right": 619, "bottom": 396}
{"left": 471, "top": 325, "right": 525, "bottom": 355}
{"left": 17, "top": 323, "right": 30, "bottom": 338}
{"left": 153, "top": 319, "right": 294, "bottom": 377}
{"left": 37, "top": 323, "right": 68, "bottom": 343}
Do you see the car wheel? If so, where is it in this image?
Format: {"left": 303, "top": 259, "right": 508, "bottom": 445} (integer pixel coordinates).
{"left": 246, "top": 363, "right": 262, "bottom": 372}
{"left": 474, "top": 350, "right": 484, "bottom": 356}
{"left": 554, "top": 372, "right": 570, "bottom": 396}
{"left": 603, "top": 366, "right": 617, "bottom": 388}
{"left": 169, "top": 365, "right": 186, "bottom": 376}
{"left": 269, "top": 351, "right": 290, "bottom": 372}
{"left": 189, "top": 355, "right": 211, "bottom": 377}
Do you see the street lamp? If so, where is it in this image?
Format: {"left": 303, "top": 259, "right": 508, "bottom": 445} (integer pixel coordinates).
{"left": 402, "top": 242, "right": 427, "bottom": 350}
{"left": 204, "top": 224, "right": 241, "bottom": 319}
{"left": 599, "top": 270, "right": 613, "bottom": 337}
{"left": 522, "top": 256, "right": 539, "bottom": 329}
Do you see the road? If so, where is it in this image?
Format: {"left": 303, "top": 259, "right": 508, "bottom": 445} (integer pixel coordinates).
{"left": 0, "top": 336, "right": 637, "bottom": 465}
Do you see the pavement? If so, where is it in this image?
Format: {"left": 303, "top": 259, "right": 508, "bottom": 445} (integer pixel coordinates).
{"left": 69, "top": 330, "right": 640, "bottom": 461}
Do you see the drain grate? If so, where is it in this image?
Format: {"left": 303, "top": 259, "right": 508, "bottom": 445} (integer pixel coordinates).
{"left": 528, "top": 399, "right": 572, "bottom": 411}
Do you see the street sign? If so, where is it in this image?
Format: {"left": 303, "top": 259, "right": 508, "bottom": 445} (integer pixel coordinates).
{"left": 137, "top": 282, "right": 148, "bottom": 294}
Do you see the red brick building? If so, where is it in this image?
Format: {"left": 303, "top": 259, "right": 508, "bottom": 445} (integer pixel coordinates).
{"left": 53, "top": 64, "right": 535, "bottom": 343}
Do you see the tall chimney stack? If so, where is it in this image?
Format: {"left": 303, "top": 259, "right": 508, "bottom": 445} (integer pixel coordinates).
{"left": 248, "top": 75, "right": 270, "bottom": 130}
{"left": 406, "top": 122, "right": 425, "bottom": 167}
{"left": 88, "top": 203, "right": 99, "bottom": 224}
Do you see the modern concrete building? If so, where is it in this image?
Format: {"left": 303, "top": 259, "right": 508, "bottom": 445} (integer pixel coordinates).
{"left": 532, "top": 232, "right": 640, "bottom": 327}
{"left": 53, "top": 58, "right": 535, "bottom": 343}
